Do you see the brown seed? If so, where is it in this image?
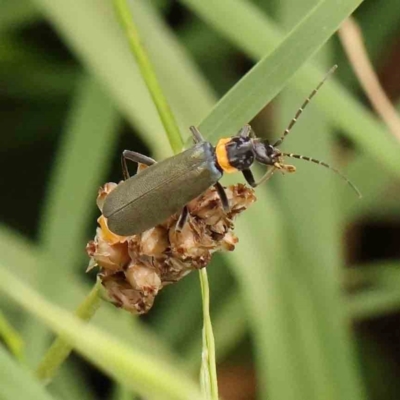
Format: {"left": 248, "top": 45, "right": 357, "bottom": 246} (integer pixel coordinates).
{"left": 125, "top": 263, "right": 162, "bottom": 295}
{"left": 86, "top": 227, "right": 130, "bottom": 271}
{"left": 101, "top": 272, "right": 155, "bottom": 314}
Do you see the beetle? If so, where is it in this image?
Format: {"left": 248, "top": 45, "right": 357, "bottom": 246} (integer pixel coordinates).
{"left": 103, "top": 66, "right": 360, "bottom": 236}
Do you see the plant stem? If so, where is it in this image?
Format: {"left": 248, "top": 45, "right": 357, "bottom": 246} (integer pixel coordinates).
{"left": 35, "top": 281, "right": 102, "bottom": 383}
{"left": 0, "top": 309, "right": 25, "bottom": 362}
{"left": 199, "top": 269, "right": 219, "bottom": 400}
{"left": 113, "top": 0, "right": 183, "bottom": 153}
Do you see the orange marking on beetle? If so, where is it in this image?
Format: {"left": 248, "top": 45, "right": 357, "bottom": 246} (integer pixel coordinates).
{"left": 216, "top": 138, "right": 238, "bottom": 173}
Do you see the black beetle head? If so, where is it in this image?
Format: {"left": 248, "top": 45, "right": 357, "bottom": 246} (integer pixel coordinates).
{"left": 224, "top": 137, "right": 255, "bottom": 171}
{"left": 252, "top": 139, "right": 282, "bottom": 166}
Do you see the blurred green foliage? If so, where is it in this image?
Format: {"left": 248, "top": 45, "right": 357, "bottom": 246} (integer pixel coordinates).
{"left": 1, "top": 0, "right": 400, "bottom": 399}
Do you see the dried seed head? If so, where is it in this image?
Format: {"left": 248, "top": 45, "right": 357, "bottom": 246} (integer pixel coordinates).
{"left": 87, "top": 181, "right": 255, "bottom": 314}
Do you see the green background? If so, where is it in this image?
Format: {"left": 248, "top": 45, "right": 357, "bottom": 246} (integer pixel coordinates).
{"left": 1, "top": 0, "right": 400, "bottom": 399}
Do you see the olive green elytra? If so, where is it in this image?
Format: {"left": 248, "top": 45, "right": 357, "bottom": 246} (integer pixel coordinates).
{"left": 102, "top": 142, "right": 221, "bottom": 236}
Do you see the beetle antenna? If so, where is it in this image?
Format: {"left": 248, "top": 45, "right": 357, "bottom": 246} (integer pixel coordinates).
{"left": 281, "top": 152, "right": 362, "bottom": 198}
{"left": 273, "top": 65, "right": 338, "bottom": 147}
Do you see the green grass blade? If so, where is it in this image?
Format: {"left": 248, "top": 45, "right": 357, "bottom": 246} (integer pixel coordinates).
{"left": 0, "top": 266, "right": 204, "bottom": 400}
{"left": 52, "top": 364, "right": 97, "bottom": 400}
{"left": 111, "top": 384, "right": 140, "bottom": 400}
{"left": 0, "top": 310, "right": 24, "bottom": 361}
{"left": 202, "top": 0, "right": 362, "bottom": 138}
{"left": 0, "top": 345, "right": 58, "bottom": 400}
{"left": 199, "top": 269, "right": 219, "bottom": 400}
{"left": 184, "top": 0, "right": 363, "bottom": 138}
{"left": 0, "top": 0, "right": 41, "bottom": 33}
{"left": 217, "top": 178, "right": 306, "bottom": 400}
{"left": 35, "top": 282, "right": 102, "bottom": 384}
{"left": 346, "top": 261, "right": 400, "bottom": 320}
{"left": 39, "top": 76, "right": 119, "bottom": 270}
{"left": 25, "top": 76, "right": 118, "bottom": 364}
{"left": 343, "top": 154, "right": 395, "bottom": 220}
{"left": 184, "top": 291, "right": 246, "bottom": 371}
{"left": 180, "top": 0, "right": 280, "bottom": 62}
{"left": 349, "top": 284, "right": 400, "bottom": 320}
{"left": 114, "top": 0, "right": 183, "bottom": 152}
{"left": 275, "top": 24, "right": 364, "bottom": 396}
{"left": 0, "top": 227, "right": 39, "bottom": 282}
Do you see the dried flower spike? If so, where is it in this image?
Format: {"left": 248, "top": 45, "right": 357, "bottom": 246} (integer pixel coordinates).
{"left": 87, "top": 182, "right": 255, "bottom": 314}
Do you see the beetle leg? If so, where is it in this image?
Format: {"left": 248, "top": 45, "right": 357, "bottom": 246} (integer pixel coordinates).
{"left": 242, "top": 167, "right": 276, "bottom": 187}
{"left": 121, "top": 150, "right": 156, "bottom": 180}
{"left": 255, "top": 167, "right": 276, "bottom": 186}
{"left": 175, "top": 206, "right": 189, "bottom": 232}
{"left": 214, "top": 182, "right": 230, "bottom": 212}
{"left": 189, "top": 126, "right": 205, "bottom": 143}
{"left": 242, "top": 168, "right": 257, "bottom": 187}
{"left": 238, "top": 124, "right": 252, "bottom": 138}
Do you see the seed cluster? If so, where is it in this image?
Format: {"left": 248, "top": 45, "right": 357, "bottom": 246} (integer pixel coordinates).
{"left": 87, "top": 182, "right": 256, "bottom": 314}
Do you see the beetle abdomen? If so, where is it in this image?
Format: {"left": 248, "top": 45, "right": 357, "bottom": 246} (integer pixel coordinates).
{"left": 103, "top": 142, "right": 222, "bottom": 236}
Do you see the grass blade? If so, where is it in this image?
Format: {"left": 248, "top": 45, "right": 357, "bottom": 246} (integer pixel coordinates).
{"left": 36, "top": 282, "right": 102, "bottom": 384}
{"left": 0, "top": 0, "right": 40, "bottom": 33}
{"left": 346, "top": 261, "right": 400, "bottom": 320}
{"left": 189, "top": 0, "right": 363, "bottom": 137}
{"left": 39, "top": 76, "right": 119, "bottom": 270}
{"left": 114, "top": 0, "right": 183, "bottom": 152}
{"left": 199, "top": 269, "right": 219, "bottom": 399}
{"left": 25, "top": 76, "right": 118, "bottom": 364}
{"left": 0, "top": 345, "right": 58, "bottom": 400}
{"left": 0, "top": 310, "right": 24, "bottom": 361}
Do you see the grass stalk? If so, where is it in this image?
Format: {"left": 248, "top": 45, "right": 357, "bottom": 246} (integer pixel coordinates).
{"left": 199, "top": 269, "right": 219, "bottom": 399}
{"left": 35, "top": 281, "right": 102, "bottom": 383}
{"left": 113, "top": 0, "right": 183, "bottom": 153}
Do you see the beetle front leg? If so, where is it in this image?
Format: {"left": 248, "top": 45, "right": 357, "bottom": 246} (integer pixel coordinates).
{"left": 242, "top": 167, "right": 276, "bottom": 187}
{"left": 121, "top": 150, "right": 157, "bottom": 180}
{"left": 175, "top": 206, "right": 189, "bottom": 232}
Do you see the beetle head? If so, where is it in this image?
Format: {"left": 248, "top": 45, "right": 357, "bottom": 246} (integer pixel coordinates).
{"left": 252, "top": 139, "right": 282, "bottom": 166}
